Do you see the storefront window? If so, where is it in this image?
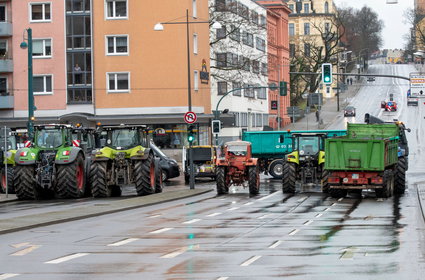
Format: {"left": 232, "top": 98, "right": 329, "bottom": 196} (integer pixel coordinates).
{"left": 149, "top": 124, "right": 210, "bottom": 149}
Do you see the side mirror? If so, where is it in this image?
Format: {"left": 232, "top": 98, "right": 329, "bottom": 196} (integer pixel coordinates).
{"left": 407, "top": 128, "right": 411, "bottom": 133}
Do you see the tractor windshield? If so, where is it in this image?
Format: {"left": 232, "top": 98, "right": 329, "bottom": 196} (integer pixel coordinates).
{"left": 110, "top": 129, "right": 140, "bottom": 149}
{"left": 36, "top": 129, "right": 63, "bottom": 148}
{"left": 296, "top": 136, "right": 320, "bottom": 156}
{"left": 227, "top": 145, "right": 248, "bottom": 156}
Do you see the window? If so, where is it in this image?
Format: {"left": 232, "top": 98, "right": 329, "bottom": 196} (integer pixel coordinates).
{"left": 290, "top": 44, "right": 295, "bottom": 57}
{"left": 261, "top": 63, "right": 268, "bottom": 76}
{"left": 256, "top": 37, "right": 265, "bottom": 52}
{"left": 34, "top": 75, "right": 53, "bottom": 95}
{"left": 289, "top": 23, "right": 295, "bottom": 36}
{"left": 304, "top": 43, "right": 310, "bottom": 57}
{"left": 194, "top": 70, "right": 199, "bottom": 91}
{"left": 106, "top": 35, "right": 128, "bottom": 55}
{"left": 324, "top": 2, "right": 329, "bottom": 13}
{"left": 242, "top": 31, "right": 253, "bottom": 47}
{"left": 106, "top": 0, "right": 127, "bottom": 19}
{"left": 30, "top": 3, "right": 51, "bottom": 22}
{"left": 217, "top": 81, "right": 227, "bottom": 95}
{"left": 238, "top": 4, "right": 249, "bottom": 19}
{"left": 66, "top": 0, "right": 90, "bottom": 12}
{"left": 33, "top": 39, "right": 52, "bottom": 58}
{"left": 257, "top": 87, "right": 267, "bottom": 99}
{"left": 193, "top": 0, "right": 197, "bottom": 18}
{"left": 216, "top": 53, "right": 227, "bottom": 67}
{"left": 289, "top": 4, "right": 294, "bottom": 12}
{"left": 228, "top": 0, "right": 238, "bottom": 14}
{"left": 241, "top": 112, "right": 248, "bottom": 127}
{"left": 215, "top": 0, "right": 226, "bottom": 12}
{"left": 233, "top": 82, "right": 242, "bottom": 96}
{"left": 252, "top": 61, "right": 260, "bottom": 74}
{"left": 0, "top": 77, "right": 7, "bottom": 96}
{"left": 256, "top": 113, "right": 263, "bottom": 127}
{"left": 234, "top": 112, "right": 240, "bottom": 126}
{"left": 251, "top": 11, "right": 258, "bottom": 25}
{"left": 304, "top": 3, "right": 309, "bottom": 14}
{"left": 193, "top": 33, "right": 198, "bottom": 54}
{"left": 304, "top": 23, "right": 310, "bottom": 35}
{"left": 325, "top": 22, "right": 330, "bottom": 34}
{"left": 0, "top": 5, "right": 6, "bottom": 22}
{"left": 229, "top": 26, "right": 240, "bottom": 41}
{"left": 108, "top": 72, "right": 130, "bottom": 92}
{"left": 0, "top": 40, "right": 7, "bottom": 57}
{"left": 259, "top": 15, "right": 266, "bottom": 27}
{"left": 244, "top": 84, "right": 254, "bottom": 98}
{"left": 216, "top": 26, "right": 226, "bottom": 39}
{"left": 241, "top": 57, "right": 250, "bottom": 71}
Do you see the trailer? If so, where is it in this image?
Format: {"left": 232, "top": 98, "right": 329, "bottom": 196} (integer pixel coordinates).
{"left": 242, "top": 129, "right": 346, "bottom": 179}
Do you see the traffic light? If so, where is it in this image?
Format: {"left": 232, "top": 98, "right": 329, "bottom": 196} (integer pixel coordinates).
{"left": 212, "top": 120, "right": 221, "bottom": 134}
{"left": 322, "top": 63, "right": 332, "bottom": 84}
{"left": 279, "top": 81, "right": 287, "bottom": 96}
{"left": 187, "top": 125, "right": 195, "bottom": 143}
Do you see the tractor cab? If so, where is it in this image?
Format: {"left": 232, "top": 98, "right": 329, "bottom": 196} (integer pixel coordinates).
{"left": 97, "top": 125, "right": 148, "bottom": 150}
{"left": 291, "top": 133, "right": 325, "bottom": 159}
{"left": 224, "top": 141, "right": 252, "bottom": 161}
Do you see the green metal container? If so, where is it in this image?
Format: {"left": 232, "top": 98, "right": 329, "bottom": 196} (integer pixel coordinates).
{"left": 347, "top": 123, "right": 399, "bottom": 139}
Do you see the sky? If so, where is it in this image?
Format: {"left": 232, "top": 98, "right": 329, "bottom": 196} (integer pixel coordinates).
{"left": 333, "top": 0, "right": 414, "bottom": 50}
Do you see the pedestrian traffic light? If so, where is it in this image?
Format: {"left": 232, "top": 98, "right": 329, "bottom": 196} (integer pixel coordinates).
{"left": 279, "top": 81, "right": 287, "bottom": 96}
{"left": 322, "top": 63, "right": 332, "bottom": 84}
{"left": 212, "top": 120, "right": 221, "bottom": 134}
{"left": 187, "top": 125, "right": 195, "bottom": 143}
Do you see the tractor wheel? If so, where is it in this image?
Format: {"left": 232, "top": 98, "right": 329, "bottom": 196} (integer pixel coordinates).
{"left": 55, "top": 154, "right": 85, "bottom": 198}
{"left": 155, "top": 166, "right": 163, "bottom": 193}
{"left": 376, "top": 170, "right": 393, "bottom": 198}
{"left": 216, "top": 167, "right": 229, "bottom": 195}
{"left": 1, "top": 166, "right": 15, "bottom": 194}
{"left": 282, "top": 162, "right": 296, "bottom": 193}
{"left": 329, "top": 188, "right": 347, "bottom": 199}
{"left": 134, "top": 153, "right": 156, "bottom": 196}
{"left": 90, "top": 161, "right": 110, "bottom": 198}
{"left": 248, "top": 166, "right": 260, "bottom": 195}
{"left": 184, "top": 173, "right": 190, "bottom": 183}
{"left": 14, "top": 165, "right": 38, "bottom": 200}
{"left": 269, "top": 160, "right": 284, "bottom": 179}
{"left": 321, "top": 169, "right": 330, "bottom": 193}
{"left": 394, "top": 157, "right": 406, "bottom": 195}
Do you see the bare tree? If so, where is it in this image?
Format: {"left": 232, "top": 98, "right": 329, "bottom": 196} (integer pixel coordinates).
{"left": 404, "top": 7, "right": 425, "bottom": 52}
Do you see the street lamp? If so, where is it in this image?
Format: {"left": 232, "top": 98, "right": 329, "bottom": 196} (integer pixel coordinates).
{"left": 20, "top": 28, "right": 35, "bottom": 139}
{"left": 154, "top": 10, "right": 221, "bottom": 190}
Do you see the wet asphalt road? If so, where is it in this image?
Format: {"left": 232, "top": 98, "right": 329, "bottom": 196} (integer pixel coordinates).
{"left": 1, "top": 64, "right": 425, "bottom": 279}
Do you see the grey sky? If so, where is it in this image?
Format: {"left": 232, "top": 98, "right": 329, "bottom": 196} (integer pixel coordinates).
{"left": 333, "top": 0, "right": 414, "bottom": 49}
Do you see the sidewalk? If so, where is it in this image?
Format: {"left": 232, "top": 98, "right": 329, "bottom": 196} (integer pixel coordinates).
{"left": 284, "top": 81, "right": 362, "bottom": 130}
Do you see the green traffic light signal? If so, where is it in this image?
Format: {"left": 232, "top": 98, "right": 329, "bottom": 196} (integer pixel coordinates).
{"left": 188, "top": 125, "right": 195, "bottom": 143}
{"left": 322, "top": 63, "right": 332, "bottom": 84}
{"left": 279, "top": 81, "right": 287, "bottom": 96}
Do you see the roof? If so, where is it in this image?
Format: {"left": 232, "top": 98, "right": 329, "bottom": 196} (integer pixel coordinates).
{"left": 225, "top": 140, "right": 251, "bottom": 146}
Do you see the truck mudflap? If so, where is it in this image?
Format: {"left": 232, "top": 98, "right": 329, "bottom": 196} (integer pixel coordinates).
{"left": 328, "top": 171, "right": 384, "bottom": 187}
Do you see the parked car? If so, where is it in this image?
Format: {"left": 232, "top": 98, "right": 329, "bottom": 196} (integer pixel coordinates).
{"left": 344, "top": 106, "right": 356, "bottom": 117}
{"left": 150, "top": 142, "right": 180, "bottom": 181}
{"left": 407, "top": 97, "right": 419, "bottom": 106}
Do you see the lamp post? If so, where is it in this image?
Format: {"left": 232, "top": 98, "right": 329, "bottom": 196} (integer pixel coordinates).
{"left": 20, "top": 28, "right": 34, "bottom": 139}
{"left": 154, "top": 10, "right": 221, "bottom": 190}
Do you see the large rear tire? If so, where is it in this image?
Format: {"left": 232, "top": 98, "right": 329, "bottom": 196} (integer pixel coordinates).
{"left": 1, "top": 166, "right": 15, "bottom": 194}
{"left": 55, "top": 154, "right": 85, "bottom": 198}
{"left": 376, "top": 170, "right": 393, "bottom": 198}
{"left": 134, "top": 153, "right": 156, "bottom": 196}
{"left": 14, "top": 165, "right": 38, "bottom": 200}
{"left": 282, "top": 162, "right": 296, "bottom": 193}
{"left": 269, "top": 160, "right": 284, "bottom": 179}
{"left": 321, "top": 169, "right": 330, "bottom": 193}
{"left": 394, "top": 157, "right": 406, "bottom": 194}
{"left": 90, "top": 161, "right": 110, "bottom": 198}
{"left": 216, "top": 167, "right": 229, "bottom": 195}
{"left": 248, "top": 166, "right": 260, "bottom": 195}
{"left": 155, "top": 165, "right": 163, "bottom": 193}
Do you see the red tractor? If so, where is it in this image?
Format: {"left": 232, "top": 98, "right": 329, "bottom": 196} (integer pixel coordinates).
{"left": 381, "top": 101, "right": 397, "bottom": 111}
{"left": 215, "top": 141, "right": 260, "bottom": 195}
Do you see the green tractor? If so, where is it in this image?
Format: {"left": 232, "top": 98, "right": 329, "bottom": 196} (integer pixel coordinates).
{"left": 14, "top": 125, "right": 86, "bottom": 199}
{"left": 89, "top": 125, "right": 162, "bottom": 197}
{"left": 282, "top": 133, "right": 327, "bottom": 193}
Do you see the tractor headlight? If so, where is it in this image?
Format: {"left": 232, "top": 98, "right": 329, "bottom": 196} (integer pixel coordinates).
{"left": 299, "top": 150, "right": 305, "bottom": 155}
{"left": 6, "top": 151, "right": 12, "bottom": 158}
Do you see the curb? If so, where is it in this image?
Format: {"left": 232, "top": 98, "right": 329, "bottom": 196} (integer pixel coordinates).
{"left": 417, "top": 185, "right": 425, "bottom": 222}
{"left": 0, "top": 188, "right": 213, "bottom": 235}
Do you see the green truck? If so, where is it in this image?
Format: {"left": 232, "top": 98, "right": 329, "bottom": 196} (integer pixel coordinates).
{"left": 323, "top": 122, "right": 407, "bottom": 198}
{"left": 242, "top": 129, "right": 346, "bottom": 179}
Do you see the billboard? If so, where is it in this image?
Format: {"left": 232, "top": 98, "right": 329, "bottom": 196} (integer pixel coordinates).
{"left": 409, "top": 73, "right": 425, "bottom": 97}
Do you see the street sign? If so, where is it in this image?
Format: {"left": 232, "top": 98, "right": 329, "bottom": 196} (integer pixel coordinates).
{"left": 409, "top": 73, "right": 425, "bottom": 97}
{"left": 184, "top": 111, "right": 197, "bottom": 124}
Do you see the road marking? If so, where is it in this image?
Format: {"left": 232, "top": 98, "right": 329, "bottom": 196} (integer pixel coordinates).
{"left": 316, "top": 213, "right": 323, "bottom": 218}
{"left": 324, "top": 207, "right": 331, "bottom": 212}
{"left": 268, "top": 240, "right": 283, "bottom": 249}
{"left": 331, "top": 203, "right": 337, "bottom": 206}
{"left": 207, "top": 212, "right": 222, "bottom": 217}
{"left": 11, "top": 245, "right": 41, "bottom": 256}
{"left": 340, "top": 247, "right": 357, "bottom": 260}
{"left": 244, "top": 202, "right": 254, "bottom": 206}
{"left": 297, "top": 196, "right": 308, "bottom": 202}
{"left": 149, "top": 227, "right": 173, "bottom": 234}
{"left": 258, "top": 214, "right": 270, "bottom": 219}
{"left": 227, "top": 207, "right": 239, "bottom": 211}
{"left": 216, "top": 277, "right": 229, "bottom": 280}
{"left": 107, "top": 238, "right": 139, "bottom": 247}
{"left": 240, "top": 255, "right": 262, "bottom": 266}
{"left": 10, "top": 242, "right": 29, "bottom": 249}
{"left": 160, "top": 245, "right": 199, "bottom": 259}
{"left": 258, "top": 191, "right": 279, "bottom": 201}
{"left": 45, "top": 253, "right": 89, "bottom": 264}
{"left": 183, "top": 219, "right": 201, "bottom": 224}
{"left": 148, "top": 214, "right": 161, "bottom": 219}
{"left": 304, "top": 220, "right": 314, "bottom": 226}
{"left": 289, "top": 229, "right": 300, "bottom": 236}
{"left": 0, "top": 274, "right": 20, "bottom": 280}
{"left": 338, "top": 198, "right": 344, "bottom": 202}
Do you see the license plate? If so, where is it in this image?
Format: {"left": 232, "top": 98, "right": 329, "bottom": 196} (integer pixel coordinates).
{"left": 352, "top": 174, "right": 359, "bottom": 179}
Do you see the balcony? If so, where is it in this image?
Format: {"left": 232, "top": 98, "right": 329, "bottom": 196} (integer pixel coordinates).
{"left": 0, "top": 58, "right": 13, "bottom": 72}
{"left": 0, "top": 22, "right": 12, "bottom": 36}
{"left": 0, "top": 95, "right": 13, "bottom": 109}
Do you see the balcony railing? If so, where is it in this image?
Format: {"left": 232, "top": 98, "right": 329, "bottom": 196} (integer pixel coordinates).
{"left": 0, "top": 95, "right": 13, "bottom": 109}
{"left": 0, "top": 58, "right": 13, "bottom": 72}
{"left": 0, "top": 22, "right": 12, "bottom": 36}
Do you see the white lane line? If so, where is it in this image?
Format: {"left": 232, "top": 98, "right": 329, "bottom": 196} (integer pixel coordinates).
{"left": 11, "top": 242, "right": 29, "bottom": 249}
{"left": 297, "top": 196, "right": 308, "bottom": 202}
{"left": 160, "top": 244, "right": 199, "bottom": 259}
{"left": 316, "top": 213, "right": 323, "bottom": 218}
{"left": 149, "top": 227, "right": 173, "bottom": 234}
{"left": 183, "top": 218, "right": 201, "bottom": 224}
{"left": 289, "top": 229, "right": 300, "bottom": 236}
{"left": 207, "top": 212, "right": 222, "bottom": 217}
{"left": 257, "top": 191, "right": 279, "bottom": 201}
{"left": 331, "top": 203, "right": 337, "bottom": 206}
{"left": 216, "top": 277, "right": 229, "bottom": 280}
{"left": 258, "top": 214, "right": 270, "bottom": 219}
{"left": 268, "top": 240, "right": 283, "bottom": 249}
{"left": 227, "top": 207, "right": 239, "bottom": 211}
{"left": 244, "top": 202, "right": 254, "bottom": 206}
{"left": 0, "top": 274, "right": 20, "bottom": 280}
{"left": 324, "top": 207, "right": 331, "bottom": 212}
{"left": 11, "top": 245, "right": 41, "bottom": 256}
{"left": 240, "top": 255, "right": 262, "bottom": 266}
{"left": 107, "top": 238, "right": 139, "bottom": 247}
{"left": 45, "top": 253, "right": 89, "bottom": 264}
{"left": 304, "top": 220, "right": 314, "bottom": 226}
{"left": 338, "top": 197, "right": 344, "bottom": 202}
{"left": 148, "top": 214, "right": 161, "bottom": 219}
